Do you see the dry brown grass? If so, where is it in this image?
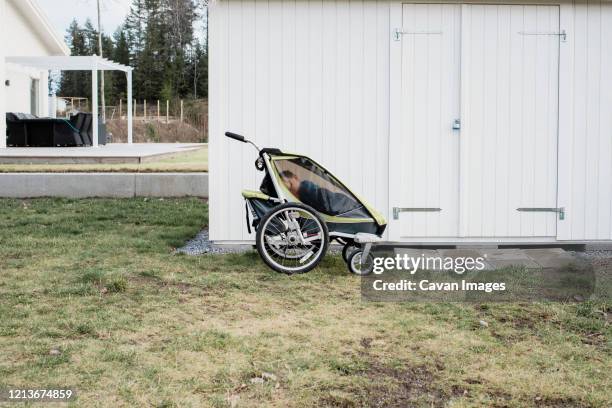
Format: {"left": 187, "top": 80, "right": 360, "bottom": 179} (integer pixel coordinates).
{"left": 107, "top": 119, "right": 205, "bottom": 144}
{"left": 0, "top": 199, "right": 609, "bottom": 407}
{"left": 107, "top": 98, "right": 208, "bottom": 144}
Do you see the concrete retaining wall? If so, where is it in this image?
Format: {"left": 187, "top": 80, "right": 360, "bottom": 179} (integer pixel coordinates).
{"left": 0, "top": 173, "right": 208, "bottom": 198}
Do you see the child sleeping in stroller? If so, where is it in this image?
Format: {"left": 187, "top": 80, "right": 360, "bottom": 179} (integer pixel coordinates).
{"left": 280, "top": 170, "right": 359, "bottom": 216}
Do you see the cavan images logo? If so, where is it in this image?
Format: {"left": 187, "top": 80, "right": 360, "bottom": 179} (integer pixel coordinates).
{"left": 372, "top": 253, "right": 487, "bottom": 275}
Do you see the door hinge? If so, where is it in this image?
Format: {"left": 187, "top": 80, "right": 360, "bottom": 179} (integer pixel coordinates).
{"left": 393, "top": 28, "right": 443, "bottom": 41}
{"left": 393, "top": 207, "right": 442, "bottom": 220}
{"left": 517, "top": 207, "right": 565, "bottom": 220}
{"left": 518, "top": 29, "right": 567, "bottom": 42}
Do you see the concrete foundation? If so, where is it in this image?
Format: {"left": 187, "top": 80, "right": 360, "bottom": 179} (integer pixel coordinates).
{"left": 0, "top": 172, "right": 208, "bottom": 198}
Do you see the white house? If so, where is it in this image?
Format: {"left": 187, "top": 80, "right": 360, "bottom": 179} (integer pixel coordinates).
{"left": 0, "top": 0, "right": 134, "bottom": 147}
{"left": 210, "top": 0, "right": 612, "bottom": 245}
{"left": 0, "top": 0, "right": 70, "bottom": 147}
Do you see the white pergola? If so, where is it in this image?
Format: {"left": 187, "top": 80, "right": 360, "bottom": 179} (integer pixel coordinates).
{"left": 5, "top": 55, "right": 133, "bottom": 147}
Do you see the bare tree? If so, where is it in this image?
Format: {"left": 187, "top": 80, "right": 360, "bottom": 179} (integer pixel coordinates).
{"left": 97, "top": 0, "right": 106, "bottom": 123}
{"left": 82, "top": 0, "right": 121, "bottom": 123}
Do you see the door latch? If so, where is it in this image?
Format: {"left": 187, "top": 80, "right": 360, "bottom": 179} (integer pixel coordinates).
{"left": 452, "top": 119, "right": 461, "bottom": 130}
{"left": 393, "top": 28, "right": 402, "bottom": 41}
{"left": 517, "top": 207, "right": 565, "bottom": 220}
{"left": 393, "top": 207, "right": 442, "bottom": 220}
{"left": 393, "top": 28, "right": 443, "bottom": 41}
{"left": 518, "top": 29, "right": 567, "bottom": 42}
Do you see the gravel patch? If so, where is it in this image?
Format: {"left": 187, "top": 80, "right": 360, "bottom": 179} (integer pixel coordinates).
{"left": 570, "top": 249, "right": 612, "bottom": 261}
{"left": 588, "top": 250, "right": 612, "bottom": 259}
{"left": 176, "top": 229, "right": 252, "bottom": 255}
{"left": 569, "top": 250, "right": 612, "bottom": 275}
{"left": 177, "top": 229, "right": 344, "bottom": 256}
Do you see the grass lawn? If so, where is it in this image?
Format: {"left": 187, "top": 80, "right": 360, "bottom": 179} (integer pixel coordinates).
{"left": 0, "top": 146, "right": 208, "bottom": 173}
{"left": 0, "top": 198, "right": 610, "bottom": 407}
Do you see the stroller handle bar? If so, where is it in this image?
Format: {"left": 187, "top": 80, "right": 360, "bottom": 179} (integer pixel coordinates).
{"left": 225, "top": 131, "right": 246, "bottom": 142}
{"left": 225, "top": 131, "right": 261, "bottom": 152}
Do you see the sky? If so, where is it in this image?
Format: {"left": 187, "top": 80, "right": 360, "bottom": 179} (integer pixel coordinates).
{"left": 38, "top": 0, "right": 131, "bottom": 39}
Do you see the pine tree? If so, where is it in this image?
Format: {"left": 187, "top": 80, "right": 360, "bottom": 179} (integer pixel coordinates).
{"left": 125, "top": 0, "right": 148, "bottom": 57}
{"left": 83, "top": 19, "right": 100, "bottom": 55}
{"left": 186, "top": 41, "right": 207, "bottom": 99}
{"left": 165, "top": 0, "right": 198, "bottom": 97}
{"left": 59, "top": 0, "right": 209, "bottom": 104}
{"left": 137, "top": 0, "right": 166, "bottom": 99}
{"left": 58, "top": 19, "right": 90, "bottom": 100}
{"left": 124, "top": 0, "right": 148, "bottom": 96}
{"left": 102, "top": 35, "right": 116, "bottom": 104}
{"left": 112, "top": 28, "right": 130, "bottom": 101}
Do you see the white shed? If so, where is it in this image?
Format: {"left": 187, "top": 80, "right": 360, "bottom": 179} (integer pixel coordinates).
{"left": 209, "top": 0, "right": 612, "bottom": 244}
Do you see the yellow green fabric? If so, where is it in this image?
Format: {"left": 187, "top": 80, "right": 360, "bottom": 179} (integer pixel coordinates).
{"left": 241, "top": 190, "right": 270, "bottom": 200}
{"left": 350, "top": 192, "right": 387, "bottom": 226}
{"left": 270, "top": 155, "right": 300, "bottom": 161}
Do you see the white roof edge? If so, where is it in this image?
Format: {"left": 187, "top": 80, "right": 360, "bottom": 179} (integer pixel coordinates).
{"left": 6, "top": 56, "right": 133, "bottom": 72}
{"left": 10, "top": 0, "right": 70, "bottom": 56}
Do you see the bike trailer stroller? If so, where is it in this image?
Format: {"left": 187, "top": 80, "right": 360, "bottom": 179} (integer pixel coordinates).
{"left": 226, "top": 132, "right": 386, "bottom": 275}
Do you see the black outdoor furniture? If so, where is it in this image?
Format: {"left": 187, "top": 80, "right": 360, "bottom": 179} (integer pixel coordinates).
{"left": 69, "top": 113, "right": 108, "bottom": 145}
{"left": 6, "top": 112, "right": 107, "bottom": 147}
{"left": 70, "top": 113, "right": 90, "bottom": 145}
{"left": 5, "top": 113, "right": 29, "bottom": 146}
{"left": 71, "top": 113, "right": 86, "bottom": 140}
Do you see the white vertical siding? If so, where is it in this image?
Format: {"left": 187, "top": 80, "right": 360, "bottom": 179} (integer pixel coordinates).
{"left": 0, "top": 0, "right": 5, "bottom": 148}
{"left": 210, "top": 0, "right": 391, "bottom": 242}
{"left": 558, "top": 0, "right": 612, "bottom": 240}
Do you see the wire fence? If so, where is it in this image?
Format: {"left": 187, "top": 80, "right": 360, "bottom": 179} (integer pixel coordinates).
{"left": 55, "top": 97, "right": 209, "bottom": 142}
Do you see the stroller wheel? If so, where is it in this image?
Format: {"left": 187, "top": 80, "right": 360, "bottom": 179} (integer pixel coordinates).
{"left": 256, "top": 202, "right": 329, "bottom": 274}
{"left": 347, "top": 250, "right": 374, "bottom": 276}
{"left": 342, "top": 243, "right": 358, "bottom": 263}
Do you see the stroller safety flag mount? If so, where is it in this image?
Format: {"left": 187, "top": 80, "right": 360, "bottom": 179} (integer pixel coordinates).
{"left": 226, "top": 131, "right": 387, "bottom": 275}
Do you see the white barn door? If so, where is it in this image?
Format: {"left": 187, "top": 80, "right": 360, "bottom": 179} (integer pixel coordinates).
{"left": 390, "top": 3, "right": 560, "bottom": 241}
{"left": 389, "top": 3, "right": 461, "bottom": 240}
{"left": 460, "top": 4, "right": 560, "bottom": 238}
